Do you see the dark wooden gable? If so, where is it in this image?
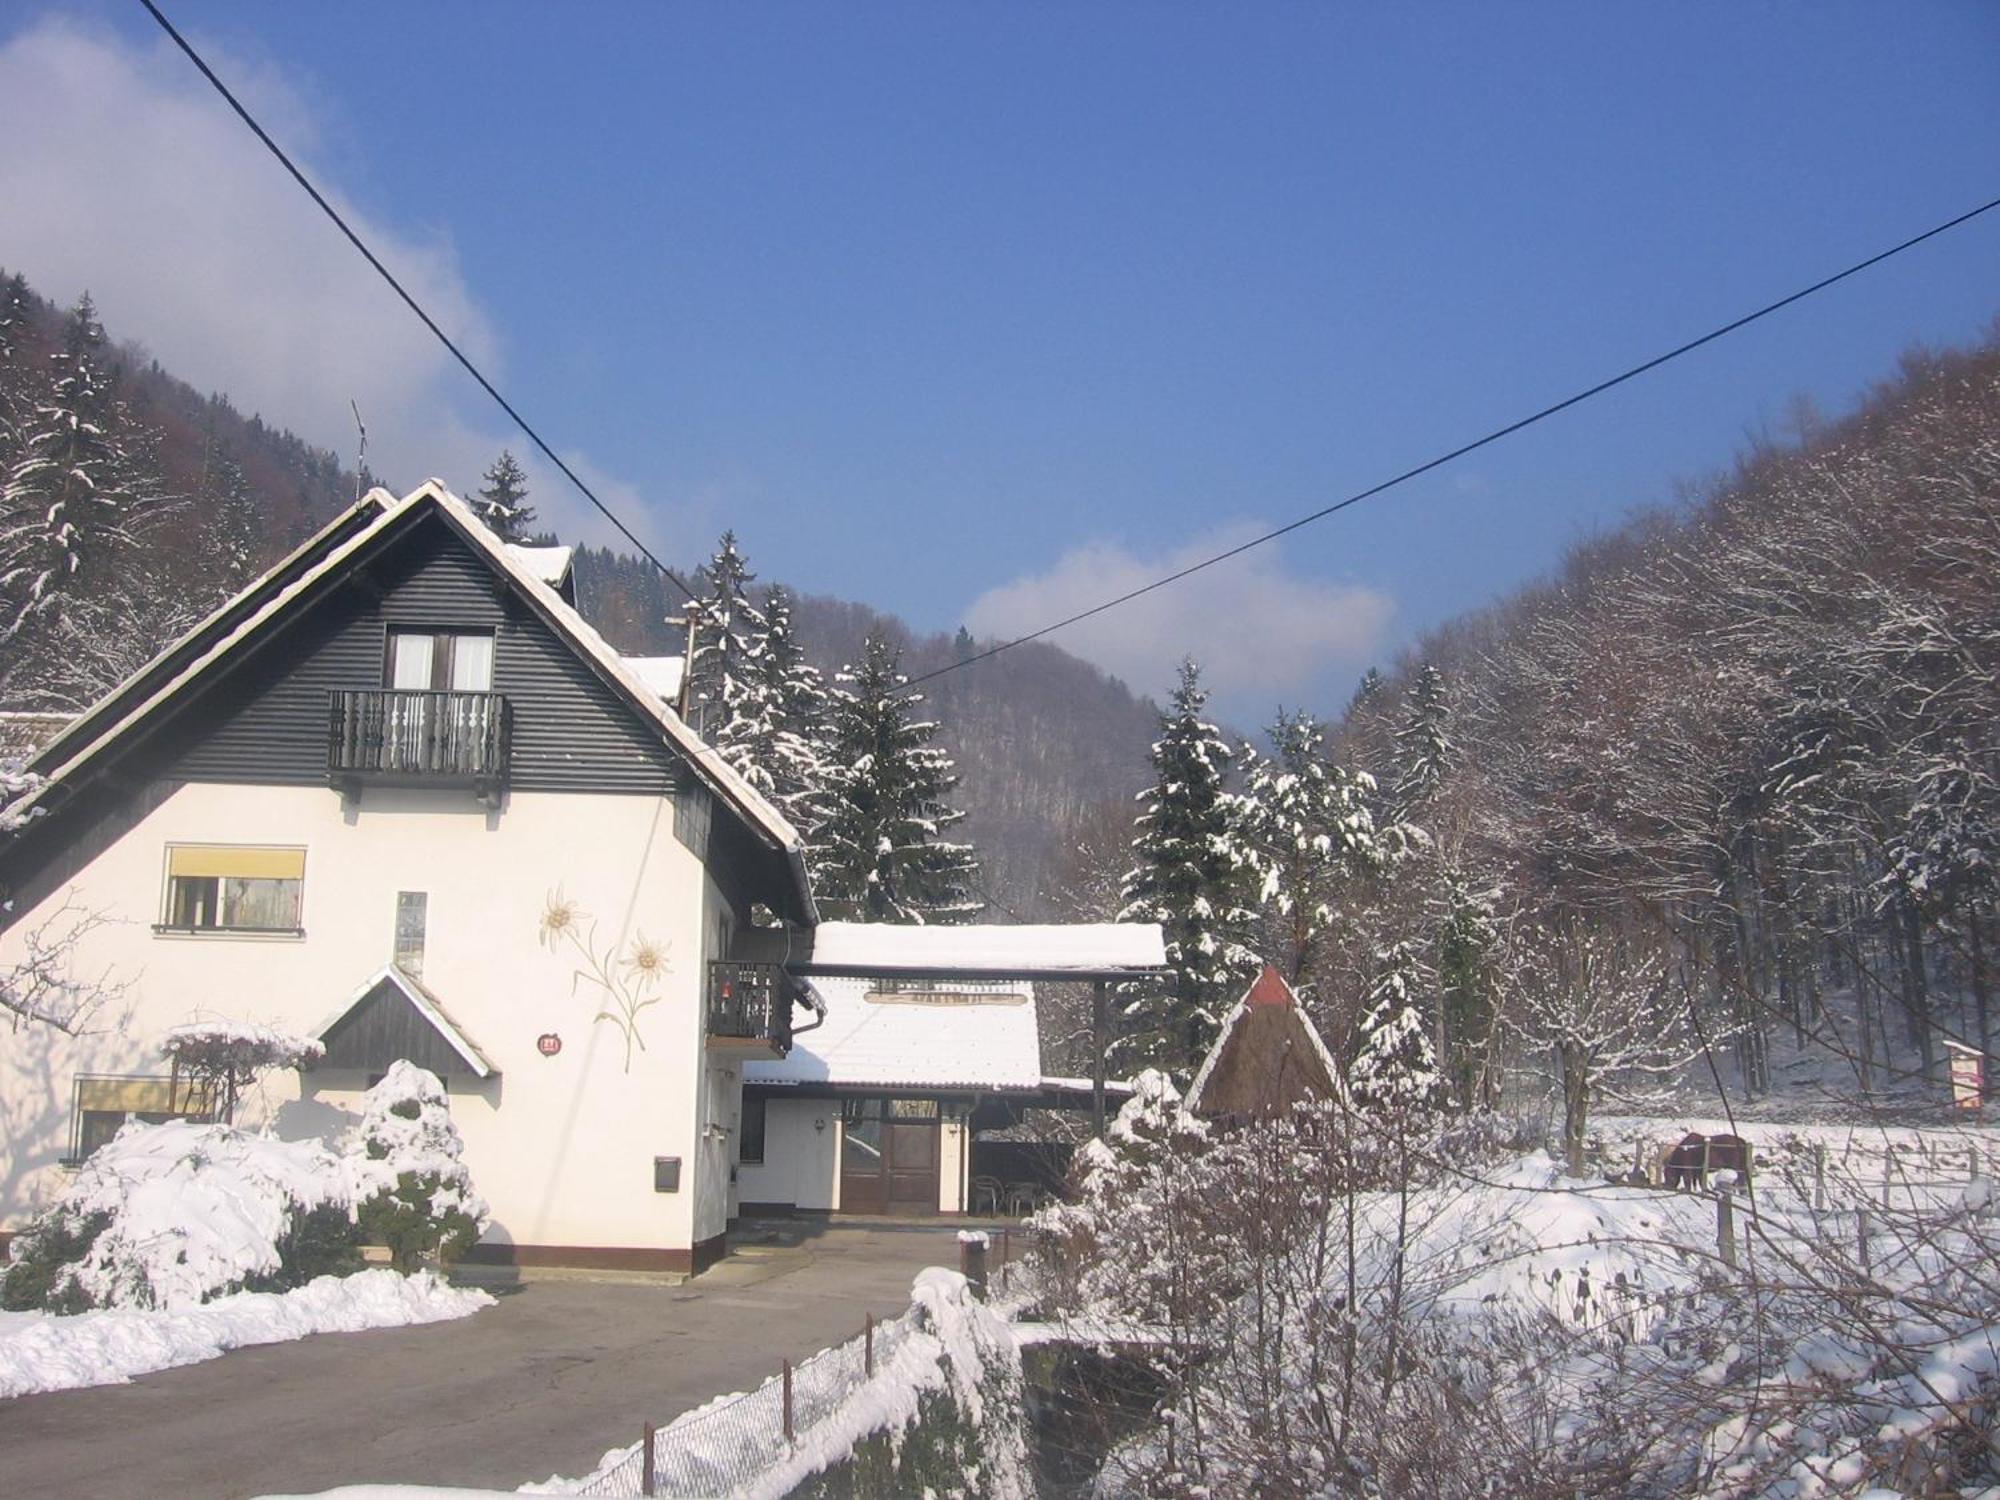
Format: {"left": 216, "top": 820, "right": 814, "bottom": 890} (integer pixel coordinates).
{"left": 155, "top": 511, "right": 686, "bottom": 796}
{"left": 316, "top": 970, "right": 493, "bottom": 1078}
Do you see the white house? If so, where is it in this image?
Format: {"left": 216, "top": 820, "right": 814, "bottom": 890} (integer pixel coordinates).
{"left": 0, "top": 480, "right": 1165, "bottom": 1272}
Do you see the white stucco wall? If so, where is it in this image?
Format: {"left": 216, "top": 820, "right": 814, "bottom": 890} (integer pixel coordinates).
{"left": 0, "top": 781, "right": 727, "bottom": 1257}
{"left": 734, "top": 1096, "right": 839, "bottom": 1210}
{"left": 939, "top": 1117, "right": 968, "bottom": 1214}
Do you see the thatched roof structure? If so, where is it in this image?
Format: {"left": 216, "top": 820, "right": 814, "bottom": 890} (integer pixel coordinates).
{"left": 1184, "top": 966, "right": 1342, "bottom": 1121}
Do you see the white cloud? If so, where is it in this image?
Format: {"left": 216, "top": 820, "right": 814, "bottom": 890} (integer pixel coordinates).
{"left": 964, "top": 523, "right": 1394, "bottom": 710}
{"left": 0, "top": 17, "right": 635, "bottom": 543}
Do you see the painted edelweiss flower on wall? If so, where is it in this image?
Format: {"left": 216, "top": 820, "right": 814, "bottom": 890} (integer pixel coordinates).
{"left": 537, "top": 889, "right": 670, "bottom": 1070}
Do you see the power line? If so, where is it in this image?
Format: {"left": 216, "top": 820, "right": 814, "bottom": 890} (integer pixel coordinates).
{"left": 137, "top": 0, "right": 701, "bottom": 606}
{"left": 904, "top": 191, "right": 2000, "bottom": 692}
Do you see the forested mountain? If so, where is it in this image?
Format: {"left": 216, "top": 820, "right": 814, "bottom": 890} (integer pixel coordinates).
{"left": 1280, "top": 328, "right": 2000, "bottom": 1110}
{"left": 0, "top": 271, "right": 1160, "bottom": 914}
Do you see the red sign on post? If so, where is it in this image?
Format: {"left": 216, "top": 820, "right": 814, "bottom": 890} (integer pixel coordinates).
{"left": 537, "top": 1033, "right": 563, "bottom": 1058}
{"left": 1947, "top": 1041, "right": 1983, "bottom": 1112}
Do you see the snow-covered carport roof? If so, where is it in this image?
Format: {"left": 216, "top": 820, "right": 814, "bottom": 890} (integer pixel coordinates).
{"left": 771, "top": 920, "right": 1169, "bottom": 983}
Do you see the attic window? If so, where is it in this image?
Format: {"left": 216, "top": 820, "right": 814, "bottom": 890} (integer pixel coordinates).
{"left": 386, "top": 630, "right": 494, "bottom": 692}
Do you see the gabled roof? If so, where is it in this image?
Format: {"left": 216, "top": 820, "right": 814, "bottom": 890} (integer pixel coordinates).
{"left": 746, "top": 975, "right": 1044, "bottom": 1092}
{"left": 1185, "top": 965, "right": 1344, "bottom": 1120}
{"left": 6, "top": 481, "right": 813, "bottom": 922}
{"left": 311, "top": 964, "right": 497, "bottom": 1079}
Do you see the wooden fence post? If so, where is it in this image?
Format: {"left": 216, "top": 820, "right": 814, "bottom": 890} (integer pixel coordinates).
{"left": 1813, "top": 1144, "right": 1827, "bottom": 1212}
{"left": 1716, "top": 1190, "right": 1737, "bottom": 1269}
{"left": 642, "top": 1421, "right": 656, "bottom": 1497}
{"left": 1858, "top": 1206, "right": 1872, "bottom": 1275}
{"left": 960, "top": 1231, "right": 989, "bottom": 1300}
{"left": 782, "top": 1358, "right": 795, "bottom": 1445}
{"left": 865, "top": 1312, "right": 874, "bottom": 1378}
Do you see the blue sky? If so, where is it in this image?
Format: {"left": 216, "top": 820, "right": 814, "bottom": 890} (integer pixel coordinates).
{"left": 2, "top": 4, "right": 1996, "bottom": 720}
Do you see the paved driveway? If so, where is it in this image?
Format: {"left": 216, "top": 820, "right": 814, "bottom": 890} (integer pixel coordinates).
{"left": 0, "top": 1220, "right": 979, "bottom": 1499}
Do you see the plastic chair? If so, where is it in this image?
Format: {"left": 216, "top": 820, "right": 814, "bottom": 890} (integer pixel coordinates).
{"left": 971, "top": 1175, "right": 1003, "bottom": 1215}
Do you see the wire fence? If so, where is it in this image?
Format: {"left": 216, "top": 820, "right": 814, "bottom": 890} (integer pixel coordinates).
{"left": 563, "top": 1304, "right": 924, "bottom": 1498}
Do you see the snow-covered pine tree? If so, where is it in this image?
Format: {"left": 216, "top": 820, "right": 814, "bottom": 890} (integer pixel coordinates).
{"left": 0, "top": 273, "right": 32, "bottom": 455}
{"left": 725, "top": 583, "right": 831, "bottom": 834}
{"left": 684, "top": 531, "right": 768, "bottom": 741}
{"left": 811, "top": 632, "right": 982, "bottom": 923}
{"left": 473, "top": 450, "right": 536, "bottom": 543}
{"left": 204, "top": 441, "right": 261, "bottom": 591}
{"left": 1243, "top": 708, "right": 1383, "bottom": 993}
{"left": 1349, "top": 940, "right": 1447, "bottom": 1114}
{"left": 1434, "top": 869, "right": 1502, "bottom": 1107}
{"left": 0, "top": 294, "right": 173, "bottom": 643}
{"left": 1392, "top": 663, "right": 1452, "bottom": 817}
{"left": 1117, "top": 659, "right": 1263, "bottom": 1075}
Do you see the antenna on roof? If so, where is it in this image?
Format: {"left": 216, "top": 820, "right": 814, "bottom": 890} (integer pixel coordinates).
{"left": 349, "top": 399, "right": 367, "bottom": 500}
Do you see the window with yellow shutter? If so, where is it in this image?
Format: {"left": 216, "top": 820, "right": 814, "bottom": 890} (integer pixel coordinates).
{"left": 69, "top": 1075, "right": 215, "bottom": 1161}
{"left": 159, "top": 845, "right": 306, "bottom": 934}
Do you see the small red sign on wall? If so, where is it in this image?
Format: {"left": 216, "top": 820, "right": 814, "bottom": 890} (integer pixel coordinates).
{"left": 537, "top": 1033, "right": 563, "bottom": 1057}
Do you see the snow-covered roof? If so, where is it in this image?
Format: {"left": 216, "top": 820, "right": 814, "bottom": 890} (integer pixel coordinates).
{"left": 503, "top": 543, "right": 574, "bottom": 587}
{"left": 746, "top": 976, "right": 1044, "bottom": 1092}
{"left": 311, "top": 964, "right": 497, "bottom": 1079}
{"left": 620, "top": 654, "right": 686, "bottom": 702}
{"left": 802, "top": 921, "right": 1168, "bottom": 976}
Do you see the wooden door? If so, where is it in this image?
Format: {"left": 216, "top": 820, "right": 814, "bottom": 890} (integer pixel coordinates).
{"left": 839, "top": 1114, "right": 889, "bottom": 1215}
{"left": 886, "top": 1121, "right": 939, "bottom": 1214}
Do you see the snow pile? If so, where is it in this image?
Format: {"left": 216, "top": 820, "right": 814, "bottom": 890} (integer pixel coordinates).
{"left": 15, "top": 1120, "right": 353, "bottom": 1311}
{"left": 0, "top": 1269, "right": 490, "bottom": 1398}
{"left": 1363, "top": 1151, "right": 1717, "bottom": 1340}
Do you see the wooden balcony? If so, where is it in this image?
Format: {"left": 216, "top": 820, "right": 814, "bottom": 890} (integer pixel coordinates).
{"left": 706, "top": 960, "right": 799, "bottom": 1057}
{"left": 327, "top": 690, "right": 510, "bottom": 801}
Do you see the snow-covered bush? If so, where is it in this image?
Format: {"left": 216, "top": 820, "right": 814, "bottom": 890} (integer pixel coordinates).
{"left": 349, "top": 1061, "right": 488, "bottom": 1272}
{"left": 0, "top": 1120, "right": 358, "bottom": 1312}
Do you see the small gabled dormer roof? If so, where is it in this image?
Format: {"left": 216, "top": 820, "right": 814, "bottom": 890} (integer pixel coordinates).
{"left": 311, "top": 964, "right": 498, "bottom": 1080}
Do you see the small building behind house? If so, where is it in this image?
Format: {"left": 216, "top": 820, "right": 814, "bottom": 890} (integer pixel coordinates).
{"left": 1184, "top": 965, "right": 1343, "bottom": 1125}
{"left": 735, "top": 921, "right": 1162, "bottom": 1217}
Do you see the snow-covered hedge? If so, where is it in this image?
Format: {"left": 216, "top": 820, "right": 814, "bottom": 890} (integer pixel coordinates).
{"left": 1, "top": 1122, "right": 358, "bottom": 1312}
{"left": 2, "top": 1061, "right": 489, "bottom": 1313}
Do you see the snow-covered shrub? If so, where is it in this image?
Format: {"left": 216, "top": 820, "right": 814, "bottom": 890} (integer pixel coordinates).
{"left": 0, "top": 1120, "right": 357, "bottom": 1312}
{"left": 160, "top": 1020, "right": 324, "bottom": 1124}
{"left": 349, "top": 1061, "right": 487, "bottom": 1272}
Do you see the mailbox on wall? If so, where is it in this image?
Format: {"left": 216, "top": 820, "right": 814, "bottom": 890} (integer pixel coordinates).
{"left": 654, "top": 1156, "right": 681, "bottom": 1193}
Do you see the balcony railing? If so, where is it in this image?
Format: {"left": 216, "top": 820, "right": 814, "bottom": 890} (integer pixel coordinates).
{"left": 327, "top": 690, "right": 510, "bottom": 797}
{"left": 707, "top": 960, "right": 798, "bottom": 1056}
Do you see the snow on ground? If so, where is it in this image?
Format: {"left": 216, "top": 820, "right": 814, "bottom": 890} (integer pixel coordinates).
{"left": 0, "top": 1269, "right": 490, "bottom": 1398}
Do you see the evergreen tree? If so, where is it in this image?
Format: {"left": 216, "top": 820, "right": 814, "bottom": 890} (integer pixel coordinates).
{"left": 1117, "top": 659, "right": 1263, "bottom": 1074}
{"left": 684, "top": 531, "right": 766, "bottom": 740}
{"left": 1392, "top": 663, "right": 1452, "bottom": 817}
{"left": 1349, "top": 940, "right": 1447, "bottom": 1114}
{"left": 473, "top": 450, "right": 536, "bottom": 543}
{"left": 0, "top": 273, "right": 33, "bottom": 454}
{"left": 953, "top": 625, "right": 977, "bottom": 664}
{"left": 1434, "top": 871, "right": 1502, "bottom": 1108}
{"left": 723, "top": 583, "right": 832, "bottom": 834}
{"left": 812, "top": 632, "right": 982, "bottom": 923}
{"left": 0, "top": 294, "right": 173, "bottom": 642}
{"left": 1242, "top": 709, "right": 1383, "bottom": 993}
